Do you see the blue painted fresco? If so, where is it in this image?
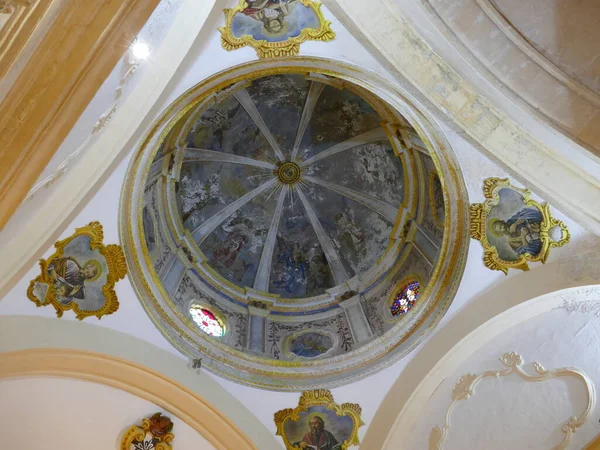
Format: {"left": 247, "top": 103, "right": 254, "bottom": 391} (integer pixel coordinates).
{"left": 201, "top": 186, "right": 280, "bottom": 286}
{"left": 486, "top": 188, "right": 544, "bottom": 261}
{"left": 269, "top": 189, "right": 334, "bottom": 298}
{"left": 173, "top": 74, "right": 404, "bottom": 299}
{"left": 288, "top": 331, "right": 333, "bottom": 357}
{"left": 297, "top": 85, "right": 381, "bottom": 162}
{"left": 284, "top": 404, "right": 353, "bottom": 448}
{"left": 231, "top": 0, "right": 320, "bottom": 43}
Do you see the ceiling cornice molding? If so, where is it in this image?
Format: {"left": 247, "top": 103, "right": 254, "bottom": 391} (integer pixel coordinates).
{"left": 0, "top": 0, "right": 223, "bottom": 299}
{"left": 0, "top": 0, "right": 161, "bottom": 231}
{"left": 0, "top": 0, "right": 53, "bottom": 78}
{"left": 0, "top": 348, "right": 257, "bottom": 450}
{"left": 322, "top": 0, "right": 600, "bottom": 237}
{"left": 0, "top": 315, "right": 281, "bottom": 450}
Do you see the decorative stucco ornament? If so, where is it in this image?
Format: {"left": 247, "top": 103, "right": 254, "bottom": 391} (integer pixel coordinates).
{"left": 219, "top": 0, "right": 334, "bottom": 58}
{"left": 274, "top": 390, "right": 364, "bottom": 450}
{"left": 121, "top": 413, "right": 175, "bottom": 450}
{"left": 429, "top": 352, "right": 596, "bottom": 450}
{"left": 27, "top": 222, "right": 127, "bottom": 320}
{"left": 0, "top": 0, "right": 31, "bottom": 14}
{"left": 470, "top": 177, "right": 569, "bottom": 274}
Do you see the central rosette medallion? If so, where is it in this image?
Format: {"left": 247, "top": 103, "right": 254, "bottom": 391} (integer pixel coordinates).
{"left": 277, "top": 161, "right": 301, "bottom": 185}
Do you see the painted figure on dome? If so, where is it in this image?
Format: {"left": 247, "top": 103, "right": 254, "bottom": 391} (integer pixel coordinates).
{"left": 48, "top": 256, "right": 101, "bottom": 305}
{"left": 212, "top": 232, "right": 248, "bottom": 269}
{"left": 489, "top": 207, "right": 543, "bottom": 256}
{"left": 221, "top": 0, "right": 333, "bottom": 58}
{"left": 294, "top": 416, "right": 341, "bottom": 450}
{"left": 289, "top": 332, "right": 333, "bottom": 358}
{"left": 273, "top": 239, "right": 308, "bottom": 295}
{"left": 242, "top": 0, "right": 297, "bottom": 34}
{"left": 332, "top": 211, "right": 366, "bottom": 264}
{"left": 306, "top": 246, "right": 330, "bottom": 294}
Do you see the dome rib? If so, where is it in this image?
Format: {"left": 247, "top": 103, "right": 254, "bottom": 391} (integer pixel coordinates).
{"left": 233, "top": 88, "right": 286, "bottom": 161}
{"left": 291, "top": 80, "right": 326, "bottom": 161}
{"left": 253, "top": 185, "right": 289, "bottom": 291}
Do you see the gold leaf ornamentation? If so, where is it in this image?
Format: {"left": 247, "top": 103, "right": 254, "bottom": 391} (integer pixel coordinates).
{"left": 121, "top": 413, "right": 175, "bottom": 450}
{"left": 218, "top": 0, "right": 335, "bottom": 59}
{"left": 26, "top": 221, "right": 127, "bottom": 320}
{"left": 274, "top": 389, "right": 364, "bottom": 450}
{"left": 469, "top": 177, "right": 569, "bottom": 274}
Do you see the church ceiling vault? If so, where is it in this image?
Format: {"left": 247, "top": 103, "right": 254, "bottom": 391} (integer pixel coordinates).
{"left": 176, "top": 74, "right": 403, "bottom": 299}
{"left": 120, "top": 58, "right": 470, "bottom": 391}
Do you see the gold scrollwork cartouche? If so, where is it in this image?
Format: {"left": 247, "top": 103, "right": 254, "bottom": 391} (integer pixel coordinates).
{"left": 26, "top": 221, "right": 127, "bottom": 320}
{"left": 470, "top": 177, "right": 569, "bottom": 274}
{"left": 274, "top": 390, "right": 364, "bottom": 450}
{"left": 219, "top": 0, "right": 335, "bottom": 58}
{"left": 121, "top": 412, "right": 175, "bottom": 450}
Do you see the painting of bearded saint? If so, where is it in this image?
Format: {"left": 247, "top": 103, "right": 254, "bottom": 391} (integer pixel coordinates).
{"left": 486, "top": 188, "right": 544, "bottom": 261}
{"left": 294, "top": 415, "right": 341, "bottom": 450}
{"left": 276, "top": 391, "right": 361, "bottom": 450}
{"left": 231, "top": 0, "right": 321, "bottom": 42}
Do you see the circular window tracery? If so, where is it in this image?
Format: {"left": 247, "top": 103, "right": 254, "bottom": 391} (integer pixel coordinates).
{"left": 190, "top": 306, "right": 224, "bottom": 337}
{"left": 390, "top": 280, "right": 420, "bottom": 316}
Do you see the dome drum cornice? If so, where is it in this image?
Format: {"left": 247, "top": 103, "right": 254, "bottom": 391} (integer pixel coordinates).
{"left": 120, "top": 57, "right": 470, "bottom": 390}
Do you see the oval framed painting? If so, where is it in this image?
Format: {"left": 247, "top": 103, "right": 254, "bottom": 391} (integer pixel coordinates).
{"left": 284, "top": 330, "right": 337, "bottom": 359}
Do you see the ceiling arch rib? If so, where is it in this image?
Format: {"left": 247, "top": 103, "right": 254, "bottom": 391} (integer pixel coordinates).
{"left": 0, "top": 0, "right": 222, "bottom": 299}
{"left": 295, "top": 182, "right": 350, "bottom": 285}
{"left": 233, "top": 89, "right": 286, "bottom": 161}
{"left": 291, "top": 80, "right": 326, "bottom": 161}
{"left": 191, "top": 177, "right": 278, "bottom": 243}
{"left": 253, "top": 185, "right": 289, "bottom": 292}
{"left": 183, "top": 148, "right": 277, "bottom": 170}
{"left": 322, "top": 0, "right": 600, "bottom": 236}
{"left": 0, "top": 315, "right": 279, "bottom": 450}
{"left": 303, "top": 175, "right": 398, "bottom": 222}
{"left": 299, "top": 127, "right": 388, "bottom": 167}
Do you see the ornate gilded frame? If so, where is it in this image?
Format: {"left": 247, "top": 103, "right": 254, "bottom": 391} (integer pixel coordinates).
{"left": 470, "top": 178, "right": 569, "bottom": 274}
{"left": 274, "top": 390, "right": 364, "bottom": 450}
{"left": 219, "top": 0, "right": 335, "bottom": 58}
{"left": 26, "top": 221, "right": 127, "bottom": 320}
{"left": 121, "top": 413, "right": 175, "bottom": 450}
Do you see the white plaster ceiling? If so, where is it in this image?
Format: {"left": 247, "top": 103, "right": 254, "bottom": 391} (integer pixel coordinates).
{"left": 0, "top": 377, "right": 215, "bottom": 450}
{"left": 402, "top": 288, "right": 600, "bottom": 450}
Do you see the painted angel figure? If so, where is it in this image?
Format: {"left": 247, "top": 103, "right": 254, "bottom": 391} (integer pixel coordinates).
{"left": 242, "top": 0, "right": 296, "bottom": 34}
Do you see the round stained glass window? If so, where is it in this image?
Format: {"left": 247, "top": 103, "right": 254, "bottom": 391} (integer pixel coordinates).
{"left": 190, "top": 306, "right": 224, "bottom": 337}
{"left": 390, "top": 280, "right": 420, "bottom": 316}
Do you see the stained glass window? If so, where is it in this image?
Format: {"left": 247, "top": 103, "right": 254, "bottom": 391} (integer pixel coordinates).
{"left": 390, "top": 280, "right": 420, "bottom": 316}
{"left": 190, "top": 306, "right": 224, "bottom": 337}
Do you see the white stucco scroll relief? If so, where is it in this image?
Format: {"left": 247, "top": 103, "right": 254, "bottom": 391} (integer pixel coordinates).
{"left": 429, "top": 352, "right": 596, "bottom": 450}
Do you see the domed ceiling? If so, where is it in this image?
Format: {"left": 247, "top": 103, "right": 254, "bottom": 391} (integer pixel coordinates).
{"left": 121, "top": 59, "right": 469, "bottom": 390}
{"left": 176, "top": 74, "right": 404, "bottom": 299}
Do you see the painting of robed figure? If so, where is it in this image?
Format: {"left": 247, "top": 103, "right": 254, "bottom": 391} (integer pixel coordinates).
{"left": 27, "top": 222, "right": 127, "bottom": 320}
{"left": 470, "top": 178, "right": 569, "bottom": 274}
{"left": 220, "top": 0, "right": 335, "bottom": 58}
{"left": 275, "top": 390, "right": 364, "bottom": 450}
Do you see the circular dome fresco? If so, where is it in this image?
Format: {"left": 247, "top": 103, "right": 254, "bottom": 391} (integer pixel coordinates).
{"left": 121, "top": 58, "right": 470, "bottom": 391}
